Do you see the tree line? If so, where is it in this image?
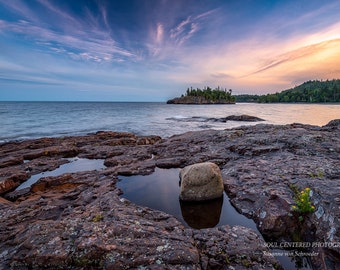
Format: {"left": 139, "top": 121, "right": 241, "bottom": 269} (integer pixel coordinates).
{"left": 235, "top": 79, "right": 340, "bottom": 103}
{"left": 183, "top": 86, "right": 236, "bottom": 102}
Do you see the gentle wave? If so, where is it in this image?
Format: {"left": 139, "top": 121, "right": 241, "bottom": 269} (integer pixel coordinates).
{"left": 0, "top": 102, "right": 339, "bottom": 142}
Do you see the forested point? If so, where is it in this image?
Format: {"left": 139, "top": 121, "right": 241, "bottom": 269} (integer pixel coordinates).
{"left": 167, "top": 86, "right": 236, "bottom": 104}
{"left": 235, "top": 79, "right": 340, "bottom": 103}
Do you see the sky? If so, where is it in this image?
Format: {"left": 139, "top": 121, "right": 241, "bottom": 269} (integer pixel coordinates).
{"left": 0, "top": 0, "right": 340, "bottom": 101}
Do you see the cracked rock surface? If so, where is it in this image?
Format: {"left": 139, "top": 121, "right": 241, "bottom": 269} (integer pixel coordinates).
{"left": 1, "top": 120, "right": 339, "bottom": 269}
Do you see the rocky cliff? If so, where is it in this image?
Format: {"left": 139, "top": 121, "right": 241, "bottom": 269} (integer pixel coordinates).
{"left": 1, "top": 120, "right": 339, "bottom": 269}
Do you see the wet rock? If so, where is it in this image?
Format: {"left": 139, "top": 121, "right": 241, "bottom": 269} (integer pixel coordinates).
{"left": 255, "top": 194, "right": 294, "bottom": 238}
{"left": 23, "top": 157, "right": 69, "bottom": 175}
{"left": 0, "top": 178, "right": 17, "bottom": 195}
{"left": 0, "top": 156, "right": 23, "bottom": 168}
{"left": 193, "top": 225, "right": 279, "bottom": 269}
{"left": 30, "top": 173, "right": 82, "bottom": 193}
{"left": 4, "top": 187, "right": 30, "bottom": 201}
{"left": 156, "top": 157, "right": 187, "bottom": 168}
{"left": 22, "top": 146, "right": 78, "bottom": 160}
{"left": 179, "top": 162, "right": 224, "bottom": 201}
{"left": 0, "top": 171, "right": 202, "bottom": 269}
{"left": 137, "top": 135, "right": 162, "bottom": 145}
{"left": 0, "top": 121, "right": 339, "bottom": 269}
{"left": 0, "top": 196, "right": 12, "bottom": 205}
{"left": 324, "top": 119, "right": 340, "bottom": 127}
{"left": 0, "top": 171, "right": 28, "bottom": 195}
{"left": 218, "top": 114, "right": 265, "bottom": 122}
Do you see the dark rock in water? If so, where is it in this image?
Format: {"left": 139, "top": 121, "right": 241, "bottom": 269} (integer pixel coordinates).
{"left": 210, "top": 114, "right": 265, "bottom": 122}
{"left": 224, "top": 114, "right": 265, "bottom": 122}
{"left": 0, "top": 121, "right": 339, "bottom": 269}
{"left": 325, "top": 118, "right": 340, "bottom": 127}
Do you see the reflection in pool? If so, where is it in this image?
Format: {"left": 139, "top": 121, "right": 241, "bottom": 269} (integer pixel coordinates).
{"left": 117, "top": 167, "right": 313, "bottom": 270}
{"left": 117, "top": 167, "right": 257, "bottom": 230}
{"left": 179, "top": 197, "right": 223, "bottom": 229}
{"left": 16, "top": 157, "right": 106, "bottom": 191}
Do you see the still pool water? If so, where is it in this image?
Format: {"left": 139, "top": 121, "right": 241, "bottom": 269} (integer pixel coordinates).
{"left": 117, "top": 167, "right": 257, "bottom": 230}
{"left": 117, "top": 167, "right": 312, "bottom": 270}
{"left": 16, "top": 157, "right": 106, "bottom": 190}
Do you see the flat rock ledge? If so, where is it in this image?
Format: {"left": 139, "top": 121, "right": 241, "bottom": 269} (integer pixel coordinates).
{"left": 0, "top": 120, "right": 339, "bottom": 269}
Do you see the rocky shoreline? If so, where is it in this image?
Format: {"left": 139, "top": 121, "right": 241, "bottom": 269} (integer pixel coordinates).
{"left": 1, "top": 120, "right": 339, "bottom": 269}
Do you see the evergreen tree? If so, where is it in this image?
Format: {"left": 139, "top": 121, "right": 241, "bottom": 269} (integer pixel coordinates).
{"left": 235, "top": 79, "right": 340, "bottom": 103}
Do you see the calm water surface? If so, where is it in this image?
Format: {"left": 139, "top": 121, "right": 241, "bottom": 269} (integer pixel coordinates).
{"left": 16, "top": 157, "right": 106, "bottom": 190}
{"left": 1, "top": 102, "right": 339, "bottom": 142}
{"left": 117, "top": 168, "right": 257, "bottom": 230}
{"left": 118, "top": 168, "right": 312, "bottom": 270}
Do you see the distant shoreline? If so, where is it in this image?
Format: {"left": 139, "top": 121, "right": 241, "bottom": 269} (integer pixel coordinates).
{"left": 235, "top": 101, "right": 340, "bottom": 105}
{"left": 0, "top": 100, "right": 338, "bottom": 104}
{"left": 166, "top": 96, "right": 235, "bottom": 105}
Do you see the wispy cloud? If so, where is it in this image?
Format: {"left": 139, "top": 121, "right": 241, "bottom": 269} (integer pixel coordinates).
{"left": 0, "top": 18, "right": 135, "bottom": 63}
{"left": 211, "top": 73, "right": 234, "bottom": 79}
{"left": 146, "top": 8, "right": 218, "bottom": 64}
{"left": 174, "top": 6, "right": 340, "bottom": 92}
{"left": 169, "top": 9, "right": 216, "bottom": 46}
{"left": 245, "top": 40, "right": 337, "bottom": 77}
{"left": 236, "top": 17, "right": 340, "bottom": 86}
{"left": 0, "top": 0, "right": 139, "bottom": 64}
{"left": 1, "top": 1, "right": 217, "bottom": 66}
{"left": 36, "top": 0, "right": 82, "bottom": 29}
{"left": 1, "top": 0, "right": 340, "bottom": 100}
{"left": 0, "top": 0, "right": 40, "bottom": 23}
{"left": 156, "top": 23, "right": 164, "bottom": 44}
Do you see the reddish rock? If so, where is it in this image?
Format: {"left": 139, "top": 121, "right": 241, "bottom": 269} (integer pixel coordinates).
{"left": 0, "top": 178, "right": 17, "bottom": 194}
{"left": 0, "top": 121, "right": 339, "bottom": 269}
{"left": 0, "top": 171, "right": 28, "bottom": 195}
{"left": 0, "top": 156, "right": 23, "bottom": 168}
{"left": 23, "top": 146, "right": 78, "bottom": 160}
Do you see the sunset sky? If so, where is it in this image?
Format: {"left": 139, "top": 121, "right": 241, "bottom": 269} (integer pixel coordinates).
{"left": 1, "top": 0, "right": 340, "bottom": 101}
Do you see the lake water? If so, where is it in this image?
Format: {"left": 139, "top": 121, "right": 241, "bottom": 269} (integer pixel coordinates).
{"left": 0, "top": 102, "right": 339, "bottom": 142}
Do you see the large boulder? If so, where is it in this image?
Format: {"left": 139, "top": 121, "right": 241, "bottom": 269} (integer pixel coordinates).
{"left": 179, "top": 162, "right": 224, "bottom": 201}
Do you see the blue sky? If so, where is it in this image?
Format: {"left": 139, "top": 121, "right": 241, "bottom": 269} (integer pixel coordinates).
{"left": 1, "top": 0, "right": 340, "bottom": 101}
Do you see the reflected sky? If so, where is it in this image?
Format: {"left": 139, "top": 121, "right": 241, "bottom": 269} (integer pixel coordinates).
{"left": 16, "top": 157, "right": 106, "bottom": 190}
{"left": 117, "top": 167, "right": 257, "bottom": 230}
